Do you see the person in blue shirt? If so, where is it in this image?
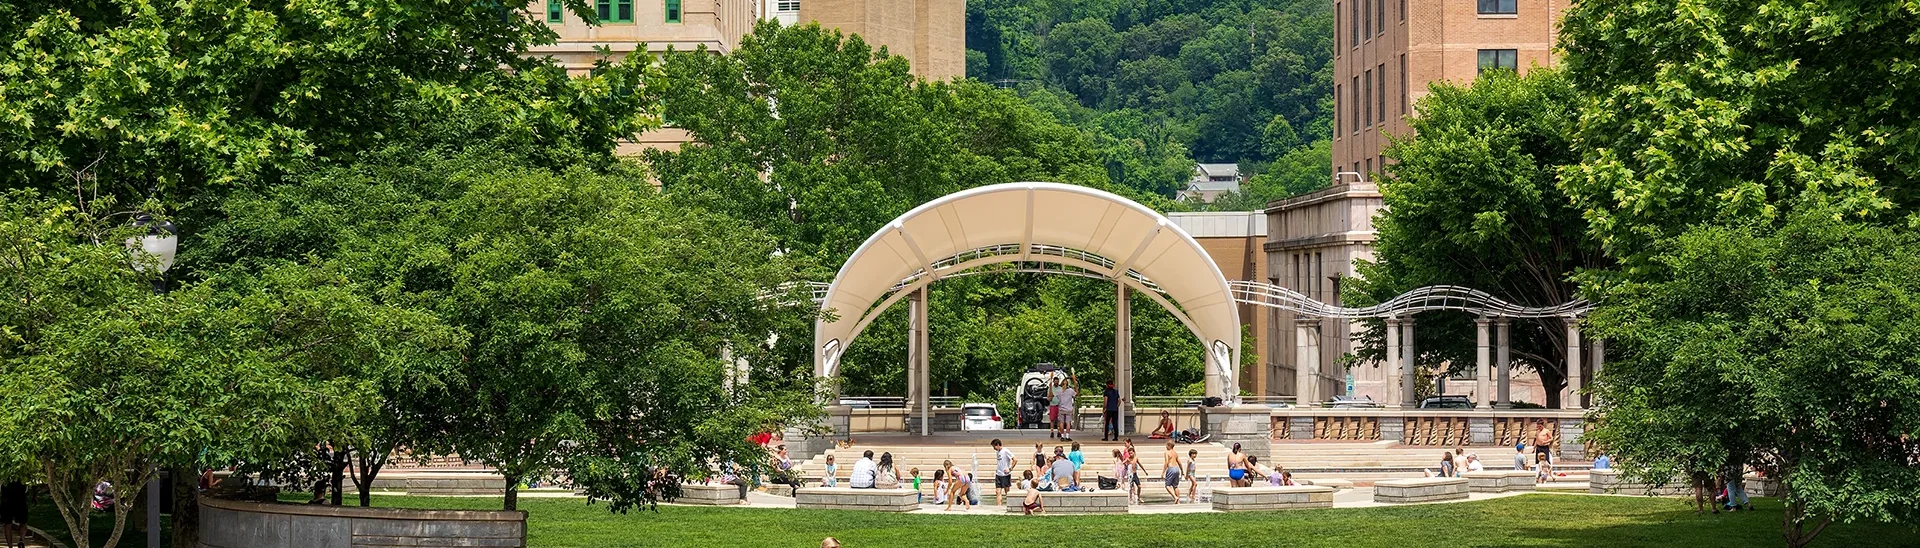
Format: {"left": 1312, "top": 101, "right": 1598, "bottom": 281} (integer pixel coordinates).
{"left": 1592, "top": 453, "right": 1612, "bottom": 470}
{"left": 1067, "top": 442, "right": 1085, "bottom": 487}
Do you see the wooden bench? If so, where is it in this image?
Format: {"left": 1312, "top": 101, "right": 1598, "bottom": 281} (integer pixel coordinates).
{"left": 1587, "top": 470, "right": 1689, "bottom": 497}
{"left": 1001, "top": 489, "right": 1129, "bottom": 515}
{"left": 1463, "top": 471, "right": 1536, "bottom": 493}
{"left": 1210, "top": 485, "right": 1335, "bottom": 512}
{"left": 793, "top": 487, "right": 920, "bottom": 512}
{"left": 674, "top": 483, "right": 743, "bottom": 505}
{"left": 1372, "top": 477, "right": 1469, "bottom": 503}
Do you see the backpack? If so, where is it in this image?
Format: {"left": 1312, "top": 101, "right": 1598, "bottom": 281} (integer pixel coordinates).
{"left": 1097, "top": 476, "right": 1119, "bottom": 490}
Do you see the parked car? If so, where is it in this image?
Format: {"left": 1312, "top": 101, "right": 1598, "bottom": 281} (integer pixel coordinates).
{"left": 1329, "top": 395, "right": 1382, "bottom": 409}
{"left": 960, "top": 403, "right": 1004, "bottom": 431}
{"left": 1418, "top": 395, "right": 1475, "bottom": 409}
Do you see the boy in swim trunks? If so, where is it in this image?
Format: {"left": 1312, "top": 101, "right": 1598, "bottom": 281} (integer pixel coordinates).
{"left": 1162, "top": 441, "right": 1183, "bottom": 501}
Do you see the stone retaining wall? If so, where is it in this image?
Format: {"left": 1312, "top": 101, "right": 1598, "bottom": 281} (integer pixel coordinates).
{"left": 1210, "top": 485, "right": 1334, "bottom": 512}
{"left": 1745, "top": 475, "right": 1781, "bottom": 497}
{"left": 1002, "top": 490, "right": 1129, "bottom": 514}
{"left": 675, "top": 483, "right": 743, "bottom": 505}
{"left": 1463, "top": 471, "right": 1536, "bottom": 493}
{"left": 793, "top": 487, "right": 920, "bottom": 512}
{"left": 1372, "top": 477, "right": 1469, "bottom": 503}
{"left": 1587, "top": 470, "right": 1691, "bottom": 496}
{"left": 198, "top": 496, "right": 525, "bottom": 548}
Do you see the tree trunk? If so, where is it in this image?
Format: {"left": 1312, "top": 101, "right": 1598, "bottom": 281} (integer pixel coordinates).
{"left": 1781, "top": 479, "right": 1831, "bottom": 548}
{"left": 173, "top": 465, "right": 200, "bottom": 548}
{"left": 329, "top": 448, "right": 350, "bottom": 506}
{"left": 503, "top": 475, "right": 521, "bottom": 511}
{"left": 355, "top": 447, "right": 388, "bottom": 508}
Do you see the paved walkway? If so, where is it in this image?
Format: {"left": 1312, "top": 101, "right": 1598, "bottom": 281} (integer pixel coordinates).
{"left": 690, "top": 483, "right": 1598, "bottom": 514}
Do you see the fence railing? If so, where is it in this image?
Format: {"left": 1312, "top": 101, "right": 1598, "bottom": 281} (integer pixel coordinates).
{"left": 840, "top": 395, "right": 1299, "bottom": 410}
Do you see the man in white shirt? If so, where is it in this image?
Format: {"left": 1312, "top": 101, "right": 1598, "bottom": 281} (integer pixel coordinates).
{"left": 849, "top": 450, "right": 877, "bottom": 489}
{"left": 992, "top": 439, "right": 1015, "bottom": 505}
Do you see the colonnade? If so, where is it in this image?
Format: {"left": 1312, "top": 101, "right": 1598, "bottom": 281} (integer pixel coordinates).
{"left": 1293, "top": 315, "right": 1603, "bottom": 409}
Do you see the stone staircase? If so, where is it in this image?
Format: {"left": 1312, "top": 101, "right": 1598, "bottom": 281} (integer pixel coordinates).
{"left": 790, "top": 434, "right": 1235, "bottom": 498}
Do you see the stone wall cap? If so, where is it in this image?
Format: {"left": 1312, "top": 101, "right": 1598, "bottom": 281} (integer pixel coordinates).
{"left": 200, "top": 495, "right": 526, "bottom": 521}
{"left": 1212, "top": 485, "right": 1335, "bottom": 494}
{"left": 794, "top": 487, "right": 918, "bottom": 495}
{"left": 1374, "top": 477, "right": 1469, "bottom": 487}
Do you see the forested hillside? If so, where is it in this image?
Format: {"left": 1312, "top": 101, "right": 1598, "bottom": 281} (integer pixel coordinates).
{"left": 967, "top": 0, "right": 1335, "bottom": 208}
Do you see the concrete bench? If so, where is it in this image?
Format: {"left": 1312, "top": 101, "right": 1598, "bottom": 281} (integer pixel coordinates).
{"left": 1588, "top": 470, "right": 1689, "bottom": 497}
{"left": 675, "top": 483, "right": 743, "bottom": 505}
{"left": 1372, "top": 477, "right": 1469, "bottom": 503}
{"left": 1211, "top": 485, "right": 1335, "bottom": 512}
{"left": 794, "top": 487, "right": 920, "bottom": 512}
{"left": 1002, "top": 489, "right": 1129, "bottom": 515}
{"left": 1463, "top": 471, "right": 1536, "bottom": 493}
{"left": 1298, "top": 478, "right": 1353, "bottom": 490}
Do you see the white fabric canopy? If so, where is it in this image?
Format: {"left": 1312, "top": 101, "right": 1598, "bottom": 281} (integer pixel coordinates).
{"left": 813, "top": 182, "right": 1242, "bottom": 399}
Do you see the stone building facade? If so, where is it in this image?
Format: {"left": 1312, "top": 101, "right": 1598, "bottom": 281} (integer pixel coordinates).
{"left": 1262, "top": 184, "right": 1384, "bottom": 401}
{"left": 1167, "top": 212, "right": 1269, "bottom": 396}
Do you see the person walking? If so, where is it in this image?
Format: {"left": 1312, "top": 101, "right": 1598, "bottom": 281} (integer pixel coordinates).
{"left": 1102, "top": 382, "right": 1122, "bottom": 441}
{"left": 1183, "top": 449, "right": 1200, "bottom": 503}
{"left": 1161, "top": 441, "right": 1183, "bottom": 502}
{"left": 991, "top": 439, "right": 1014, "bottom": 506}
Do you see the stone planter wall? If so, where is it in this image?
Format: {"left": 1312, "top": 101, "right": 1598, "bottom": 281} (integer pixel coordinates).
{"left": 1587, "top": 470, "right": 1691, "bottom": 497}
{"left": 1002, "top": 490, "right": 1129, "bottom": 514}
{"left": 1372, "top": 477, "right": 1470, "bottom": 503}
{"left": 197, "top": 496, "right": 525, "bottom": 548}
{"left": 675, "top": 483, "right": 744, "bottom": 505}
{"left": 1462, "top": 471, "right": 1536, "bottom": 493}
{"left": 793, "top": 487, "right": 920, "bottom": 512}
{"left": 1210, "top": 485, "right": 1335, "bottom": 512}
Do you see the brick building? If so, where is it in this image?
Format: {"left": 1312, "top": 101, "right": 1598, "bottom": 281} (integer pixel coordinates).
{"left": 1166, "top": 212, "right": 1270, "bottom": 395}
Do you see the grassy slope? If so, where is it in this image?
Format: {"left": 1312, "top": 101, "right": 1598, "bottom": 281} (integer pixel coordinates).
{"left": 358, "top": 494, "right": 1915, "bottom": 548}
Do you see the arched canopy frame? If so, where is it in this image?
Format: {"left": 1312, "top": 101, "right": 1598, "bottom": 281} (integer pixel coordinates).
{"left": 813, "top": 182, "right": 1243, "bottom": 400}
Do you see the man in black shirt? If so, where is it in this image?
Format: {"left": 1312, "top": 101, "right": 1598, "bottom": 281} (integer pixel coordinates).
{"left": 1102, "top": 382, "right": 1121, "bottom": 441}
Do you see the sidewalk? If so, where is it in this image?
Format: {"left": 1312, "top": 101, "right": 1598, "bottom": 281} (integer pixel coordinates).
{"left": 669, "top": 483, "right": 1597, "bottom": 514}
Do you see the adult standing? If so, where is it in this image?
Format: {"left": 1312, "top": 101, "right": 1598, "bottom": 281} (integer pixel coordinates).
{"left": 1531, "top": 420, "right": 1556, "bottom": 465}
{"left": 1054, "top": 373, "right": 1080, "bottom": 440}
{"left": 1227, "top": 443, "right": 1249, "bottom": 487}
{"left": 1048, "top": 376, "right": 1065, "bottom": 439}
{"left": 0, "top": 479, "right": 27, "bottom": 548}
{"left": 849, "top": 450, "right": 877, "bottom": 489}
{"left": 1102, "top": 382, "right": 1122, "bottom": 441}
{"left": 991, "top": 439, "right": 1014, "bottom": 506}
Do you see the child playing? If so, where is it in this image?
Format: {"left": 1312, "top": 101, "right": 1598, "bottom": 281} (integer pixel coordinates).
{"left": 821, "top": 455, "right": 838, "bottom": 487}
{"left": 1183, "top": 449, "right": 1200, "bottom": 503}
{"left": 909, "top": 467, "right": 922, "bottom": 502}
{"left": 1020, "top": 470, "right": 1044, "bottom": 515}
{"left": 931, "top": 469, "right": 949, "bottom": 505}
{"left": 1535, "top": 452, "right": 1552, "bottom": 483}
{"left": 945, "top": 463, "right": 975, "bottom": 511}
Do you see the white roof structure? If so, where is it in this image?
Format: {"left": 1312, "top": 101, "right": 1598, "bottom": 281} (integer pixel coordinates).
{"left": 814, "top": 182, "right": 1243, "bottom": 399}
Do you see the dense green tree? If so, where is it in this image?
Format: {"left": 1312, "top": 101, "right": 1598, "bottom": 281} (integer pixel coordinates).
{"left": 0, "top": 0, "right": 647, "bottom": 216}
{"left": 1345, "top": 69, "right": 1601, "bottom": 408}
{"left": 1558, "top": 0, "right": 1920, "bottom": 544}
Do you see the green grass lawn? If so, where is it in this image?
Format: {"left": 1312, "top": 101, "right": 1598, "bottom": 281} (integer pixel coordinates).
{"left": 347, "top": 494, "right": 1915, "bottom": 548}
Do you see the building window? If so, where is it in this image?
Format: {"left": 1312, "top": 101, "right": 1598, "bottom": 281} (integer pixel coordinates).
{"left": 1400, "top": 54, "right": 1409, "bottom": 115}
{"left": 778, "top": 0, "right": 799, "bottom": 10}
{"left": 1362, "top": 0, "right": 1372, "bottom": 39}
{"left": 1478, "top": 0, "right": 1518, "bottom": 14}
{"left": 1477, "top": 49, "right": 1519, "bottom": 73}
{"left": 1400, "top": 0, "right": 1407, "bottom": 21}
{"left": 1376, "top": 63, "right": 1386, "bottom": 126}
{"left": 665, "top": 0, "right": 681, "bottom": 22}
{"left": 1365, "top": 158, "right": 1373, "bottom": 180}
{"left": 1334, "top": 84, "right": 1343, "bottom": 137}
{"left": 1350, "top": 0, "right": 1360, "bottom": 47}
{"left": 596, "top": 0, "right": 633, "bottom": 22}
{"left": 1363, "top": 70, "right": 1373, "bottom": 128}
{"left": 1334, "top": 4, "right": 1340, "bottom": 50}
{"left": 1375, "top": 0, "right": 1384, "bottom": 37}
{"left": 547, "top": 0, "right": 563, "bottom": 23}
{"left": 1351, "top": 76, "right": 1360, "bottom": 134}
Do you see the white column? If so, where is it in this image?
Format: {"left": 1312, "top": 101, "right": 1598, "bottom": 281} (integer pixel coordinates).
{"left": 1590, "top": 337, "right": 1605, "bottom": 408}
{"left": 1475, "top": 318, "right": 1491, "bottom": 409}
{"left": 1116, "top": 283, "right": 1132, "bottom": 436}
{"left": 1565, "top": 318, "right": 1583, "bottom": 410}
{"left": 1495, "top": 318, "right": 1512, "bottom": 409}
{"left": 1384, "top": 318, "right": 1402, "bottom": 408}
{"left": 909, "top": 288, "right": 931, "bottom": 435}
{"left": 1295, "top": 317, "right": 1320, "bottom": 406}
{"left": 1402, "top": 317, "right": 1419, "bottom": 407}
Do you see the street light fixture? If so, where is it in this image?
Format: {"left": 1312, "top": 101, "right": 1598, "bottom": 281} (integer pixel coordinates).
{"left": 126, "top": 213, "right": 176, "bottom": 548}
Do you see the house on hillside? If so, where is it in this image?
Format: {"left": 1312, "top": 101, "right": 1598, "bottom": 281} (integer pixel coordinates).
{"left": 1178, "top": 164, "right": 1242, "bottom": 203}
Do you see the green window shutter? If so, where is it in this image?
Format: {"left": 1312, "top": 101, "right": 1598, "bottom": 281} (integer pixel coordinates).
{"left": 547, "top": 0, "right": 563, "bottom": 23}
{"left": 665, "top": 0, "right": 681, "bottom": 23}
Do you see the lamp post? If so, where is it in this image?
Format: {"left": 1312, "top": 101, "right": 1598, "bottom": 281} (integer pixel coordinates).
{"left": 127, "top": 213, "right": 176, "bottom": 548}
